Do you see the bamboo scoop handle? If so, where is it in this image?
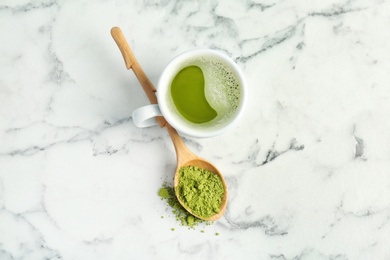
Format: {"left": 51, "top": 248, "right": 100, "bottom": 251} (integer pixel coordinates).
{"left": 110, "top": 27, "right": 195, "bottom": 161}
{"left": 111, "top": 26, "right": 166, "bottom": 128}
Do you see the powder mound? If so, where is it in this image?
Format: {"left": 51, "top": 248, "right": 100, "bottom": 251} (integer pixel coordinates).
{"left": 177, "top": 166, "right": 225, "bottom": 218}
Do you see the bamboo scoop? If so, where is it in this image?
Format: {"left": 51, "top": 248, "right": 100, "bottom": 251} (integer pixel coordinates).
{"left": 111, "top": 27, "right": 227, "bottom": 221}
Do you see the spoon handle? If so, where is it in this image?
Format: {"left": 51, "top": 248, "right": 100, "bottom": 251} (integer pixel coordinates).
{"left": 165, "top": 123, "right": 197, "bottom": 165}
{"left": 111, "top": 26, "right": 166, "bottom": 128}
{"left": 111, "top": 26, "right": 196, "bottom": 162}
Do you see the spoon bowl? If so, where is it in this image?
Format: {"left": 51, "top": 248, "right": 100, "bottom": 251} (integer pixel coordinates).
{"left": 166, "top": 123, "right": 228, "bottom": 221}
{"left": 111, "top": 27, "right": 228, "bottom": 221}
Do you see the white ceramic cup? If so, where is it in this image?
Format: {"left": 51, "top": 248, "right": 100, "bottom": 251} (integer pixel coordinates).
{"left": 132, "top": 49, "right": 247, "bottom": 138}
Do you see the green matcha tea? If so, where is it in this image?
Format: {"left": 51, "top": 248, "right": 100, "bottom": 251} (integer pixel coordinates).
{"left": 171, "top": 66, "right": 217, "bottom": 123}
{"left": 168, "top": 55, "right": 241, "bottom": 129}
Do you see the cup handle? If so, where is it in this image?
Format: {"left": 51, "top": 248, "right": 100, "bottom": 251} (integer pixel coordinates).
{"left": 132, "top": 104, "right": 163, "bottom": 128}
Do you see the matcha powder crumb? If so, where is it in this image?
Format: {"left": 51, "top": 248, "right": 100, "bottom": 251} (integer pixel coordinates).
{"left": 158, "top": 188, "right": 170, "bottom": 199}
{"left": 177, "top": 166, "right": 225, "bottom": 218}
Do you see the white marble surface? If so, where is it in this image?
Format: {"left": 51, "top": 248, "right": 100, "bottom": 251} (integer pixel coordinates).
{"left": 1, "top": 0, "right": 390, "bottom": 259}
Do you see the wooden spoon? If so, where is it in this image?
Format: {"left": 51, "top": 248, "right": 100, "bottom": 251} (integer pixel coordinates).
{"left": 111, "top": 26, "right": 227, "bottom": 221}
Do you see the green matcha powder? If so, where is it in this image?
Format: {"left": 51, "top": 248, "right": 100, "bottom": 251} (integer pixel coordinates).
{"left": 177, "top": 166, "right": 224, "bottom": 218}
{"left": 158, "top": 166, "right": 225, "bottom": 229}
{"left": 158, "top": 185, "right": 204, "bottom": 228}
